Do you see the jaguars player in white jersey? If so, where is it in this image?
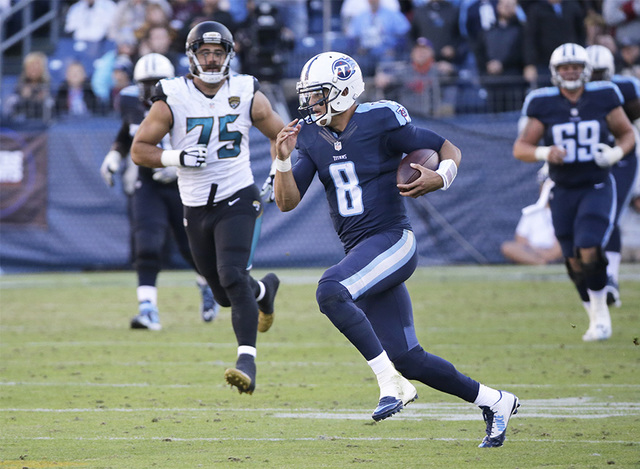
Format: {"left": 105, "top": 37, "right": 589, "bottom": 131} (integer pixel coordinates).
{"left": 274, "top": 51, "right": 520, "bottom": 448}
{"left": 131, "top": 22, "right": 285, "bottom": 395}
{"left": 514, "top": 43, "right": 635, "bottom": 341}
{"left": 100, "top": 53, "right": 219, "bottom": 330}
{"left": 586, "top": 44, "right": 640, "bottom": 308}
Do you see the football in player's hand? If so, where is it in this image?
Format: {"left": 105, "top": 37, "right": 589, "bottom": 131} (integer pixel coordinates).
{"left": 397, "top": 149, "right": 440, "bottom": 185}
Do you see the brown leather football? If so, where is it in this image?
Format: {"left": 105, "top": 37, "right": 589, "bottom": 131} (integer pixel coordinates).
{"left": 397, "top": 149, "right": 440, "bottom": 185}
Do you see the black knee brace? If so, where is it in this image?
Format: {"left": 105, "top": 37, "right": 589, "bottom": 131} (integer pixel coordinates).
{"left": 565, "top": 258, "right": 589, "bottom": 302}
{"left": 581, "top": 247, "right": 608, "bottom": 291}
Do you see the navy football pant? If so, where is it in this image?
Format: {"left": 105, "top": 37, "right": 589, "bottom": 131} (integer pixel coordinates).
{"left": 550, "top": 175, "right": 617, "bottom": 257}
{"left": 132, "top": 180, "right": 195, "bottom": 286}
{"left": 606, "top": 152, "right": 638, "bottom": 253}
{"left": 316, "top": 229, "right": 480, "bottom": 403}
{"left": 184, "top": 184, "right": 263, "bottom": 348}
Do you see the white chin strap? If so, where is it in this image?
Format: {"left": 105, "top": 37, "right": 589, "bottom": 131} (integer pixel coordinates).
{"left": 562, "top": 79, "right": 583, "bottom": 90}
{"left": 315, "top": 112, "right": 332, "bottom": 127}
{"left": 195, "top": 63, "right": 225, "bottom": 84}
{"left": 198, "top": 71, "right": 225, "bottom": 84}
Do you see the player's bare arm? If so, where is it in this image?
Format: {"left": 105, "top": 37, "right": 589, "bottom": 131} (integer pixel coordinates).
{"left": 513, "top": 116, "right": 567, "bottom": 164}
{"left": 606, "top": 106, "right": 635, "bottom": 154}
{"left": 274, "top": 119, "right": 302, "bottom": 211}
{"left": 251, "top": 90, "right": 285, "bottom": 159}
{"left": 398, "top": 140, "right": 461, "bottom": 199}
{"left": 623, "top": 97, "right": 640, "bottom": 126}
{"left": 131, "top": 101, "right": 173, "bottom": 168}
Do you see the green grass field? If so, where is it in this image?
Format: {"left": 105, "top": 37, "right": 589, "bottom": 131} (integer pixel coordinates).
{"left": 1, "top": 265, "right": 639, "bottom": 468}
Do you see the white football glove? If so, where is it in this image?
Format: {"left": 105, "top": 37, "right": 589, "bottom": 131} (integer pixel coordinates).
{"left": 100, "top": 150, "right": 122, "bottom": 187}
{"left": 122, "top": 159, "right": 138, "bottom": 195}
{"left": 593, "top": 143, "right": 624, "bottom": 168}
{"left": 152, "top": 166, "right": 178, "bottom": 184}
{"left": 161, "top": 144, "right": 207, "bottom": 168}
{"left": 260, "top": 160, "right": 277, "bottom": 203}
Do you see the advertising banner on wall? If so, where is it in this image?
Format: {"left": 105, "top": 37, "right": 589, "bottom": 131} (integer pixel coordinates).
{"left": 0, "top": 128, "right": 48, "bottom": 227}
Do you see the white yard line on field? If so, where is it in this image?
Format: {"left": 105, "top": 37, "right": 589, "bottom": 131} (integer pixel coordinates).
{"left": 1, "top": 398, "right": 639, "bottom": 420}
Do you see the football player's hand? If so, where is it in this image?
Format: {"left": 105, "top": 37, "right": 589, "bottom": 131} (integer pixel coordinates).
{"left": 276, "top": 119, "right": 302, "bottom": 160}
{"left": 180, "top": 144, "right": 207, "bottom": 167}
{"left": 122, "top": 161, "right": 138, "bottom": 196}
{"left": 152, "top": 166, "right": 178, "bottom": 184}
{"left": 260, "top": 161, "right": 277, "bottom": 202}
{"left": 593, "top": 143, "right": 624, "bottom": 167}
{"left": 398, "top": 166, "right": 444, "bottom": 198}
{"left": 100, "top": 150, "right": 122, "bottom": 187}
{"left": 162, "top": 145, "right": 207, "bottom": 168}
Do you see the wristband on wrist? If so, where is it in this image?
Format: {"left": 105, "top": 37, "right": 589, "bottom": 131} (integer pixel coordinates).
{"left": 161, "top": 149, "right": 182, "bottom": 167}
{"left": 535, "top": 146, "right": 551, "bottom": 161}
{"left": 275, "top": 157, "right": 292, "bottom": 172}
{"left": 435, "top": 159, "right": 457, "bottom": 191}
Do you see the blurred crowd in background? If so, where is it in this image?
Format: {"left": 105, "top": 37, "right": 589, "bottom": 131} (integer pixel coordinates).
{"left": 2, "top": 0, "right": 640, "bottom": 122}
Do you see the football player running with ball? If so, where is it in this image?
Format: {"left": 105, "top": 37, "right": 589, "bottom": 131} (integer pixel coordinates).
{"left": 273, "top": 51, "right": 519, "bottom": 447}
{"left": 513, "top": 43, "right": 635, "bottom": 341}
{"left": 131, "top": 22, "right": 285, "bottom": 394}
{"left": 101, "top": 52, "right": 220, "bottom": 330}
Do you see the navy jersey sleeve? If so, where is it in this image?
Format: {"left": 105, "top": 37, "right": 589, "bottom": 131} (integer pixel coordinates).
{"left": 291, "top": 147, "right": 318, "bottom": 198}
{"left": 613, "top": 75, "right": 640, "bottom": 120}
{"left": 384, "top": 124, "right": 446, "bottom": 154}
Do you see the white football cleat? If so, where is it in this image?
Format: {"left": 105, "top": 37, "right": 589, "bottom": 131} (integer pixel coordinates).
{"left": 478, "top": 390, "right": 520, "bottom": 448}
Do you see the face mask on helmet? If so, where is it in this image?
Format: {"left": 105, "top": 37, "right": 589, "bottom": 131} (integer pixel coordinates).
{"left": 133, "top": 53, "right": 175, "bottom": 106}
{"left": 297, "top": 52, "right": 365, "bottom": 127}
{"left": 549, "top": 43, "right": 592, "bottom": 91}
{"left": 186, "top": 21, "right": 235, "bottom": 84}
{"left": 586, "top": 45, "right": 615, "bottom": 81}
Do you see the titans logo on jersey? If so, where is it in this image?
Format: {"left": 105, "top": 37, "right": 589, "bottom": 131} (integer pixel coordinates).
{"left": 522, "top": 82, "right": 624, "bottom": 187}
{"left": 292, "top": 101, "right": 444, "bottom": 252}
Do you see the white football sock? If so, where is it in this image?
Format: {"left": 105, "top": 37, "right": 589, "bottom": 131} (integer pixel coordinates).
{"left": 256, "top": 281, "right": 266, "bottom": 301}
{"left": 137, "top": 286, "right": 157, "bottom": 305}
{"left": 474, "top": 384, "right": 502, "bottom": 407}
{"left": 367, "top": 351, "right": 398, "bottom": 398}
{"left": 237, "top": 345, "right": 257, "bottom": 358}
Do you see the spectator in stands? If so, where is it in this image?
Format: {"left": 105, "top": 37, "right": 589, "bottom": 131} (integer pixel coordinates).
{"left": 477, "top": 0, "right": 527, "bottom": 112}
{"left": 341, "top": 0, "right": 401, "bottom": 33}
{"left": 618, "top": 38, "right": 640, "bottom": 78}
{"left": 168, "top": 0, "right": 202, "bottom": 33}
{"left": 138, "top": 24, "right": 184, "bottom": 73}
{"left": 411, "top": 0, "right": 466, "bottom": 72}
{"left": 269, "top": 0, "right": 308, "bottom": 39}
{"left": 374, "top": 37, "right": 456, "bottom": 116}
{"left": 110, "top": 56, "right": 134, "bottom": 113}
{"left": 235, "top": 2, "right": 294, "bottom": 81}
{"left": 109, "top": 0, "right": 173, "bottom": 45}
{"left": 54, "top": 61, "right": 102, "bottom": 116}
{"left": 179, "top": 0, "right": 237, "bottom": 47}
{"left": 501, "top": 176, "right": 562, "bottom": 265}
{"left": 3, "top": 51, "right": 54, "bottom": 122}
{"left": 64, "top": 0, "right": 118, "bottom": 63}
{"left": 345, "top": 0, "right": 411, "bottom": 76}
{"left": 602, "top": 0, "right": 640, "bottom": 46}
{"left": 584, "top": 10, "right": 609, "bottom": 47}
{"left": 134, "top": 2, "right": 174, "bottom": 44}
{"left": 458, "top": 0, "right": 498, "bottom": 68}
{"left": 522, "top": 0, "right": 586, "bottom": 87}
{"left": 91, "top": 36, "right": 138, "bottom": 110}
